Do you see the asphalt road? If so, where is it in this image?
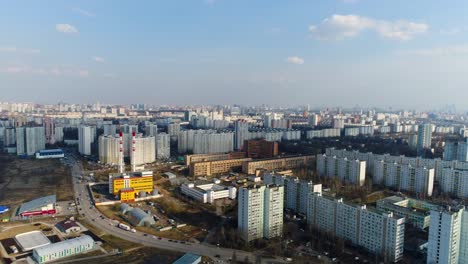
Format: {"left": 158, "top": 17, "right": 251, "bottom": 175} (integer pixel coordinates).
{"left": 67, "top": 153, "right": 284, "bottom": 264}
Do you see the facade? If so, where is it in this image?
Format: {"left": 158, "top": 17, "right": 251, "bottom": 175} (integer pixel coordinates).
{"left": 306, "top": 128, "right": 340, "bottom": 139}
{"left": 78, "top": 125, "right": 95, "bottom": 156}
{"left": 238, "top": 185, "right": 284, "bottom": 241}
{"left": 242, "top": 155, "right": 314, "bottom": 175}
{"left": 264, "top": 185, "right": 284, "bottom": 239}
{"left": 181, "top": 180, "right": 236, "bottom": 203}
{"left": 109, "top": 171, "right": 154, "bottom": 202}
{"left": 427, "top": 206, "right": 468, "bottom": 264}
{"left": 99, "top": 133, "right": 156, "bottom": 166}
{"left": 441, "top": 168, "right": 468, "bottom": 199}
{"left": 307, "top": 193, "right": 405, "bottom": 262}
{"left": 263, "top": 174, "right": 321, "bottom": 215}
{"left": 178, "top": 130, "right": 234, "bottom": 154}
{"left": 373, "top": 161, "right": 435, "bottom": 197}
{"left": 234, "top": 120, "right": 249, "bottom": 150}
{"left": 16, "top": 127, "right": 46, "bottom": 156}
{"left": 444, "top": 138, "right": 468, "bottom": 162}
{"left": 316, "top": 154, "right": 366, "bottom": 186}
{"left": 33, "top": 235, "right": 95, "bottom": 264}
{"left": 417, "top": 123, "right": 433, "bottom": 154}
{"left": 185, "top": 152, "right": 246, "bottom": 166}
{"left": 244, "top": 139, "right": 278, "bottom": 159}
{"left": 156, "top": 133, "right": 170, "bottom": 160}
{"left": 325, "top": 148, "right": 468, "bottom": 184}
{"left": 189, "top": 158, "right": 252, "bottom": 177}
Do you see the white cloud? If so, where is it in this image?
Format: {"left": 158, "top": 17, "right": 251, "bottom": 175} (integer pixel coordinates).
{"left": 287, "top": 56, "right": 305, "bottom": 65}
{"left": 56, "top": 24, "right": 78, "bottom": 34}
{"left": 93, "top": 57, "right": 105, "bottom": 63}
{"left": 73, "top": 7, "right": 95, "bottom": 17}
{"left": 309, "top": 14, "right": 428, "bottom": 41}
{"left": 404, "top": 45, "right": 468, "bottom": 56}
{"left": 0, "top": 46, "right": 40, "bottom": 54}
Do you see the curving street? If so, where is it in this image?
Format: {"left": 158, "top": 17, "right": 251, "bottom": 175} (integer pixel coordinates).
{"left": 68, "top": 152, "right": 283, "bottom": 264}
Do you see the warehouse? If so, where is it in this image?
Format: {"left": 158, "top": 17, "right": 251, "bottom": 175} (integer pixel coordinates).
{"left": 32, "top": 235, "right": 95, "bottom": 263}
{"left": 18, "top": 195, "right": 56, "bottom": 217}
{"left": 128, "top": 207, "right": 155, "bottom": 227}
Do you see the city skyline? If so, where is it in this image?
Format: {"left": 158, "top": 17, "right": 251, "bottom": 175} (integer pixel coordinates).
{"left": 1, "top": 1, "right": 468, "bottom": 108}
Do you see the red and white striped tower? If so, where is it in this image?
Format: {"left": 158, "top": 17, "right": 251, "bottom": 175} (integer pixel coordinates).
{"left": 131, "top": 131, "right": 136, "bottom": 172}
{"left": 118, "top": 132, "right": 124, "bottom": 173}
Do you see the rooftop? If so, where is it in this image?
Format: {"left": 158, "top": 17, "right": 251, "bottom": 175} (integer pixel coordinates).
{"left": 18, "top": 195, "right": 56, "bottom": 215}
{"left": 15, "top": 231, "right": 51, "bottom": 251}
{"left": 173, "top": 253, "right": 201, "bottom": 264}
{"left": 34, "top": 235, "right": 94, "bottom": 256}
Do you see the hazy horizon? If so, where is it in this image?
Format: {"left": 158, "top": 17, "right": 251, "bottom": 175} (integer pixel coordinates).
{"left": 1, "top": 1, "right": 468, "bottom": 110}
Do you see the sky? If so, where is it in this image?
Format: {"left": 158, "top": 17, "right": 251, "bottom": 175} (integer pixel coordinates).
{"left": 1, "top": 0, "right": 468, "bottom": 110}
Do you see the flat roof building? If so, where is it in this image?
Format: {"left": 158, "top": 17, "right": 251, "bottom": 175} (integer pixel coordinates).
{"left": 15, "top": 231, "right": 51, "bottom": 251}
{"left": 181, "top": 180, "right": 236, "bottom": 204}
{"left": 18, "top": 195, "right": 56, "bottom": 217}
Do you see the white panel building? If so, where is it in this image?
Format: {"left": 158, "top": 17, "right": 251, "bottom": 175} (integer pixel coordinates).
{"left": 427, "top": 206, "right": 468, "bottom": 264}
{"left": 317, "top": 154, "right": 366, "bottom": 186}
{"left": 16, "top": 127, "right": 46, "bottom": 156}
{"left": 441, "top": 168, "right": 468, "bottom": 199}
{"left": 238, "top": 185, "right": 284, "bottom": 241}
{"left": 374, "top": 161, "right": 435, "bottom": 197}
{"left": 307, "top": 193, "right": 405, "bottom": 262}
{"left": 156, "top": 133, "right": 170, "bottom": 160}
{"left": 78, "top": 125, "right": 95, "bottom": 156}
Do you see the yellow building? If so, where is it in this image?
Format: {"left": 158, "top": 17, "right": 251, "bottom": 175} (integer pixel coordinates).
{"left": 109, "top": 171, "right": 154, "bottom": 202}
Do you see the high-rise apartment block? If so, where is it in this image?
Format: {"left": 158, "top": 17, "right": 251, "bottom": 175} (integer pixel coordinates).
{"left": 234, "top": 120, "right": 249, "bottom": 150}
{"left": 16, "top": 127, "right": 46, "bottom": 156}
{"left": 78, "top": 125, "right": 95, "bottom": 156}
{"left": 156, "top": 133, "right": 170, "bottom": 160}
{"left": 373, "top": 161, "right": 435, "bottom": 197}
{"left": 427, "top": 206, "right": 468, "bottom": 264}
{"left": 417, "top": 123, "right": 433, "bottom": 155}
{"left": 444, "top": 138, "right": 468, "bottom": 162}
{"left": 238, "top": 185, "right": 284, "bottom": 241}
{"left": 307, "top": 193, "right": 405, "bottom": 262}
{"left": 316, "top": 154, "right": 366, "bottom": 186}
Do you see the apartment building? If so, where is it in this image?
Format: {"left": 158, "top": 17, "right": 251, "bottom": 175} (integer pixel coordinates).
{"left": 307, "top": 193, "right": 405, "bottom": 262}
{"left": 238, "top": 185, "right": 284, "bottom": 241}
{"left": 316, "top": 154, "right": 366, "bottom": 186}
{"left": 373, "top": 161, "right": 435, "bottom": 197}
{"left": 427, "top": 206, "right": 468, "bottom": 264}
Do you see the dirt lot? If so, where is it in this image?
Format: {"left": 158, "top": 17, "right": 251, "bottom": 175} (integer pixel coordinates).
{"left": 0, "top": 154, "right": 73, "bottom": 209}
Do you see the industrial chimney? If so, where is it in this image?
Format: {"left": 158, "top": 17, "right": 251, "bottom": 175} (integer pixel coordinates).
{"left": 131, "top": 131, "right": 136, "bottom": 172}
{"left": 118, "top": 132, "right": 124, "bottom": 173}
